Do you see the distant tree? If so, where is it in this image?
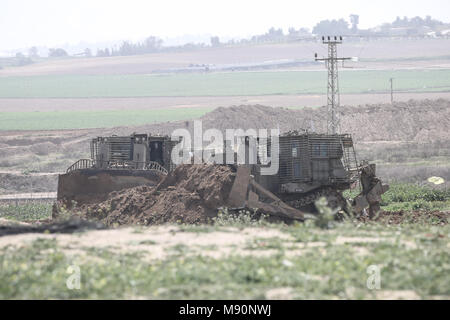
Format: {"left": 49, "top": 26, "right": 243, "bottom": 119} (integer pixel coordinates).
{"left": 28, "top": 46, "right": 39, "bottom": 58}
{"left": 97, "top": 48, "right": 111, "bottom": 57}
{"left": 210, "top": 36, "right": 220, "bottom": 47}
{"left": 312, "top": 19, "right": 350, "bottom": 35}
{"left": 15, "top": 52, "right": 33, "bottom": 66}
{"left": 48, "top": 48, "right": 68, "bottom": 57}
{"left": 84, "top": 48, "right": 92, "bottom": 57}
{"left": 119, "top": 41, "right": 133, "bottom": 55}
{"left": 388, "top": 15, "right": 443, "bottom": 30}
{"left": 144, "top": 36, "right": 162, "bottom": 52}
{"left": 267, "top": 27, "right": 284, "bottom": 40}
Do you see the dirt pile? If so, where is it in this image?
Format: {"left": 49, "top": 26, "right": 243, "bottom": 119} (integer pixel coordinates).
{"left": 136, "top": 99, "right": 450, "bottom": 143}
{"left": 78, "top": 164, "right": 235, "bottom": 226}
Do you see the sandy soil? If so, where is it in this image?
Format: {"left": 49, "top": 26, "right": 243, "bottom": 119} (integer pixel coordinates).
{"left": 0, "top": 225, "right": 294, "bottom": 260}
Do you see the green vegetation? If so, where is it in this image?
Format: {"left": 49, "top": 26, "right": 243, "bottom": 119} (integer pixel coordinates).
{"left": 0, "top": 107, "right": 212, "bottom": 130}
{"left": 0, "top": 220, "right": 448, "bottom": 299}
{"left": 344, "top": 182, "right": 450, "bottom": 212}
{"left": 0, "top": 69, "right": 449, "bottom": 98}
{"left": 0, "top": 203, "right": 52, "bottom": 221}
{"left": 381, "top": 183, "right": 450, "bottom": 212}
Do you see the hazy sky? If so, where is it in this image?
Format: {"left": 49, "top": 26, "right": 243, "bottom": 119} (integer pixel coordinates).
{"left": 2, "top": 0, "right": 450, "bottom": 52}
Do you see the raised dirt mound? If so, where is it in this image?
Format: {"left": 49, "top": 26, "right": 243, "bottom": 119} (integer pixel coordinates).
{"left": 78, "top": 164, "right": 235, "bottom": 226}
{"left": 134, "top": 99, "right": 450, "bottom": 143}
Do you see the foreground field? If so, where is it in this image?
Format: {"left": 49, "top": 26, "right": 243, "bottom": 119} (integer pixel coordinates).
{"left": 0, "top": 217, "right": 448, "bottom": 299}
{"left": 0, "top": 69, "right": 449, "bottom": 99}
{"left": 0, "top": 166, "right": 448, "bottom": 300}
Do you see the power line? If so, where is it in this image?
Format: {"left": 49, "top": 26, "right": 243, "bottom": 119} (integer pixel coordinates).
{"left": 314, "top": 36, "right": 351, "bottom": 135}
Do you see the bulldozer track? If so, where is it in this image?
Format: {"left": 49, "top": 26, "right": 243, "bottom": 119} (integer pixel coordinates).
{"left": 285, "top": 187, "right": 346, "bottom": 210}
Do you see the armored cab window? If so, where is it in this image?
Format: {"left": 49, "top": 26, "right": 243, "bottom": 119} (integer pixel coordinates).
{"left": 280, "top": 161, "right": 288, "bottom": 177}
{"left": 313, "top": 143, "right": 328, "bottom": 157}
{"left": 313, "top": 144, "right": 320, "bottom": 156}
{"left": 320, "top": 143, "right": 328, "bottom": 156}
{"left": 291, "top": 142, "right": 300, "bottom": 158}
{"left": 293, "top": 162, "right": 301, "bottom": 178}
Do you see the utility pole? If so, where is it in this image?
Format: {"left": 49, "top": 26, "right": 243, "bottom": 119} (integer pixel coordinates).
{"left": 390, "top": 78, "right": 394, "bottom": 104}
{"left": 315, "top": 36, "right": 351, "bottom": 134}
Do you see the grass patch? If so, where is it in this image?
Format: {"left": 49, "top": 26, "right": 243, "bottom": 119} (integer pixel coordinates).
{"left": 0, "top": 221, "right": 448, "bottom": 299}
{"left": 0, "top": 203, "right": 52, "bottom": 221}
{"left": 0, "top": 69, "right": 449, "bottom": 98}
{"left": 0, "top": 107, "right": 212, "bottom": 131}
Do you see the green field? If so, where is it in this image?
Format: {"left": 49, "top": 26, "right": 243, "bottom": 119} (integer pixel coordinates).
{"left": 0, "top": 69, "right": 449, "bottom": 98}
{"left": 0, "top": 184, "right": 448, "bottom": 299}
{"left": 0, "top": 107, "right": 213, "bottom": 130}
{"left": 1, "top": 216, "right": 448, "bottom": 299}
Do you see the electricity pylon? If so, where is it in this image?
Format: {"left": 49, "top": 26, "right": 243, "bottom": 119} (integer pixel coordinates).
{"left": 315, "top": 36, "right": 351, "bottom": 134}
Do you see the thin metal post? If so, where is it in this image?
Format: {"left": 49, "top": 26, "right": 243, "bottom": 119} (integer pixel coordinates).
{"left": 390, "top": 78, "right": 394, "bottom": 104}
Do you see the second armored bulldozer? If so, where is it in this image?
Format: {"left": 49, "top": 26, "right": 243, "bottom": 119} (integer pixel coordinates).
{"left": 58, "top": 134, "right": 178, "bottom": 205}
{"left": 224, "top": 131, "right": 388, "bottom": 218}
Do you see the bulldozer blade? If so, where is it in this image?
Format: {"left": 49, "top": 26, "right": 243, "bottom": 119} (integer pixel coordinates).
{"left": 57, "top": 168, "right": 165, "bottom": 207}
{"left": 249, "top": 179, "right": 305, "bottom": 221}
{"left": 227, "top": 166, "right": 251, "bottom": 207}
{"left": 352, "top": 163, "right": 389, "bottom": 217}
{"left": 227, "top": 166, "right": 304, "bottom": 221}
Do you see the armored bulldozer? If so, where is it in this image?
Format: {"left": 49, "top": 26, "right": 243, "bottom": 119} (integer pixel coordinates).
{"left": 57, "top": 134, "right": 178, "bottom": 206}
{"left": 58, "top": 131, "right": 387, "bottom": 220}
{"left": 223, "top": 131, "right": 388, "bottom": 218}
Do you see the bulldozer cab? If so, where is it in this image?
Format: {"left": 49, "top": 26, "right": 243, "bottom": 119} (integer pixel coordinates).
{"left": 58, "top": 133, "right": 178, "bottom": 206}
{"left": 90, "top": 133, "right": 176, "bottom": 172}
{"left": 241, "top": 133, "right": 359, "bottom": 197}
